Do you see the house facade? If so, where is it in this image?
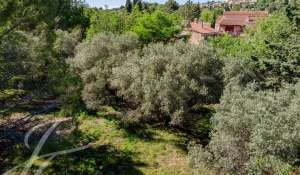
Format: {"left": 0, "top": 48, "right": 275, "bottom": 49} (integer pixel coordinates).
{"left": 183, "top": 20, "right": 219, "bottom": 44}
{"left": 215, "top": 11, "right": 268, "bottom": 35}
{"left": 182, "top": 11, "right": 268, "bottom": 44}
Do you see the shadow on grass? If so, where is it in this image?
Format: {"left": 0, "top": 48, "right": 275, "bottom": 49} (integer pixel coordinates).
{"left": 1, "top": 122, "right": 146, "bottom": 175}
{"left": 118, "top": 123, "right": 156, "bottom": 141}
{"left": 97, "top": 111, "right": 192, "bottom": 153}
{"left": 45, "top": 144, "right": 146, "bottom": 175}
{"left": 97, "top": 105, "right": 213, "bottom": 146}
{"left": 97, "top": 113, "right": 156, "bottom": 141}
{"left": 2, "top": 145, "right": 146, "bottom": 175}
{"left": 40, "top": 126, "right": 147, "bottom": 175}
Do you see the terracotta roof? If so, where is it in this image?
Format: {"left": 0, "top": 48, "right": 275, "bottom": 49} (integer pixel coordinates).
{"left": 179, "top": 31, "right": 190, "bottom": 36}
{"left": 223, "top": 11, "right": 268, "bottom": 17}
{"left": 190, "top": 21, "right": 218, "bottom": 34}
{"left": 218, "top": 17, "right": 247, "bottom": 26}
{"left": 217, "top": 11, "right": 268, "bottom": 26}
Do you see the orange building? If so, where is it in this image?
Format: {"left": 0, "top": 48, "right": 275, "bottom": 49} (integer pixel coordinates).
{"left": 182, "top": 11, "right": 268, "bottom": 44}
{"left": 215, "top": 11, "right": 268, "bottom": 36}
{"left": 183, "top": 20, "right": 219, "bottom": 44}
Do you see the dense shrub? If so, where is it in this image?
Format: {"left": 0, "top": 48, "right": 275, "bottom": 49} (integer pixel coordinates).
{"left": 131, "top": 10, "right": 182, "bottom": 43}
{"left": 68, "top": 32, "right": 140, "bottom": 110}
{"left": 52, "top": 29, "right": 85, "bottom": 116}
{"left": 85, "top": 10, "right": 127, "bottom": 39}
{"left": 111, "top": 42, "right": 223, "bottom": 126}
{"left": 0, "top": 31, "right": 66, "bottom": 95}
{"left": 0, "top": 32, "right": 28, "bottom": 89}
{"left": 69, "top": 37, "right": 222, "bottom": 127}
{"left": 85, "top": 7, "right": 182, "bottom": 44}
{"left": 54, "top": 29, "right": 80, "bottom": 58}
{"left": 222, "top": 58, "right": 264, "bottom": 88}
{"left": 189, "top": 82, "right": 300, "bottom": 174}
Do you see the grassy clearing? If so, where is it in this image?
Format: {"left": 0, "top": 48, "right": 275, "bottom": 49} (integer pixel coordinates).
{"left": 2, "top": 111, "right": 193, "bottom": 175}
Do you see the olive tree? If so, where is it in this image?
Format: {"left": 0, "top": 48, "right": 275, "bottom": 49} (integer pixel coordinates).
{"left": 189, "top": 82, "right": 300, "bottom": 174}
{"left": 111, "top": 42, "right": 223, "bottom": 126}
{"left": 68, "top": 32, "right": 139, "bottom": 110}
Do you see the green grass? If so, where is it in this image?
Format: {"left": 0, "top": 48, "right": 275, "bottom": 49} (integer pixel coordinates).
{"left": 3, "top": 111, "right": 192, "bottom": 175}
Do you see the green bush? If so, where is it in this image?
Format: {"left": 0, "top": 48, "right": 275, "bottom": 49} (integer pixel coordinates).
{"left": 85, "top": 10, "right": 127, "bottom": 39}
{"left": 189, "top": 82, "right": 300, "bottom": 174}
{"left": 0, "top": 89, "right": 26, "bottom": 101}
{"left": 131, "top": 10, "right": 181, "bottom": 43}
{"left": 68, "top": 32, "right": 140, "bottom": 110}
{"left": 112, "top": 42, "right": 223, "bottom": 126}
{"left": 247, "top": 155, "right": 293, "bottom": 175}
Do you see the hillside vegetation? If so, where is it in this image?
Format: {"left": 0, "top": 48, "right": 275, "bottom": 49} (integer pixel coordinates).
{"left": 1, "top": 0, "right": 299, "bottom": 174}
{"left": 2, "top": 110, "right": 196, "bottom": 175}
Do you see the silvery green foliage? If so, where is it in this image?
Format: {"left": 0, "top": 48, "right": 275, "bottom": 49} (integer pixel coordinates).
{"left": 111, "top": 42, "right": 223, "bottom": 126}
{"left": 247, "top": 155, "right": 292, "bottom": 175}
{"left": 68, "top": 32, "right": 139, "bottom": 110}
{"left": 188, "top": 143, "right": 214, "bottom": 175}
{"left": 222, "top": 58, "right": 262, "bottom": 88}
{"left": 249, "top": 84, "right": 300, "bottom": 162}
{"left": 54, "top": 29, "right": 80, "bottom": 57}
{"left": 189, "top": 82, "right": 300, "bottom": 174}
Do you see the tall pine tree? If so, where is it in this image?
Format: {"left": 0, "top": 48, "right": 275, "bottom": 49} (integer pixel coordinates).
{"left": 133, "top": 0, "right": 138, "bottom": 5}
{"left": 125, "top": 0, "right": 132, "bottom": 13}
{"left": 165, "top": 0, "right": 179, "bottom": 12}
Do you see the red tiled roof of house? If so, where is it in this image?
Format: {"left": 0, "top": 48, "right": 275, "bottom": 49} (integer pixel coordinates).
{"left": 223, "top": 11, "right": 268, "bottom": 17}
{"left": 217, "top": 18, "right": 248, "bottom": 26}
{"left": 216, "top": 11, "right": 268, "bottom": 26}
{"left": 190, "top": 21, "right": 218, "bottom": 34}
